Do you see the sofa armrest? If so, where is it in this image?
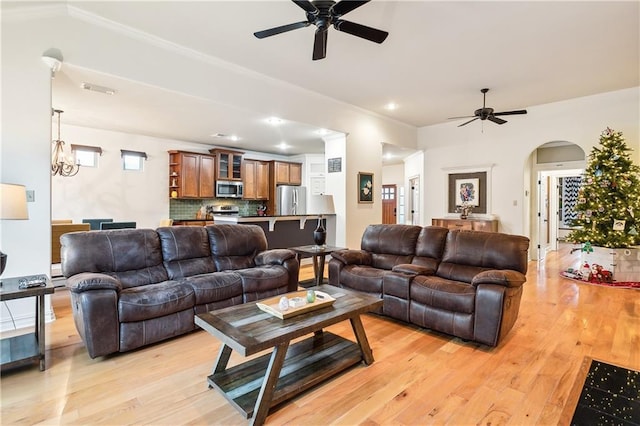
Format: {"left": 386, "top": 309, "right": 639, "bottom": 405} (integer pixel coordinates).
{"left": 66, "top": 272, "right": 122, "bottom": 294}
{"left": 330, "top": 249, "right": 372, "bottom": 266}
{"left": 255, "top": 249, "right": 296, "bottom": 266}
{"left": 392, "top": 263, "right": 435, "bottom": 276}
{"left": 471, "top": 270, "right": 526, "bottom": 288}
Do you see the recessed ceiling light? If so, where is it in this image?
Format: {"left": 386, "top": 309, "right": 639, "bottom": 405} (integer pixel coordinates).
{"left": 315, "top": 128, "right": 330, "bottom": 135}
{"left": 81, "top": 82, "right": 116, "bottom": 95}
{"left": 276, "top": 142, "right": 289, "bottom": 150}
{"left": 384, "top": 102, "right": 398, "bottom": 111}
{"left": 229, "top": 135, "right": 240, "bottom": 142}
{"left": 266, "top": 117, "right": 284, "bottom": 125}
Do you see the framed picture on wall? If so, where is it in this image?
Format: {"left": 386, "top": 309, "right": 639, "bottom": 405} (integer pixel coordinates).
{"left": 358, "top": 172, "right": 374, "bottom": 203}
{"left": 448, "top": 171, "right": 487, "bottom": 213}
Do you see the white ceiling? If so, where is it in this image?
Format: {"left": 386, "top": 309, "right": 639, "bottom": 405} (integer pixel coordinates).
{"left": 10, "top": 1, "right": 639, "bottom": 163}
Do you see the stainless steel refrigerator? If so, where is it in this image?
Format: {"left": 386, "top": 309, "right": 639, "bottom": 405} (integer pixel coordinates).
{"left": 276, "top": 185, "right": 306, "bottom": 215}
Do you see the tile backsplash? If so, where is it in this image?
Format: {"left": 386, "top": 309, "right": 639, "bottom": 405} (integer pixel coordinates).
{"left": 169, "top": 199, "right": 265, "bottom": 219}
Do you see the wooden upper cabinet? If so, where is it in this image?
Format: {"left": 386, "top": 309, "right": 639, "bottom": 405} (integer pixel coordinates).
{"left": 198, "top": 155, "right": 215, "bottom": 198}
{"left": 243, "top": 159, "right": 270, "bottom": 200}
{"left": 168, "top": 151, "right": 215, "bottom": 199}
{"left": 210, "top": 149, "right": 243, "bottom": 181}
{"left": 274, "top": 161, "right": 302, "bottom": 185}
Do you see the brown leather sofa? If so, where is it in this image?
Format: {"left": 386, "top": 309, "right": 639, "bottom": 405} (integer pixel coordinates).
{"left": 61, "top": 224, "right": 299, "bottom": 358}
{"left": 328, "top": 224, "right": 529, "bottom": 347}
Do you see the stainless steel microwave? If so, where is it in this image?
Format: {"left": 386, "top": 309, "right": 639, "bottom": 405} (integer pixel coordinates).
{"left": 216, "top": 180, "right": 243, "bottom": 198}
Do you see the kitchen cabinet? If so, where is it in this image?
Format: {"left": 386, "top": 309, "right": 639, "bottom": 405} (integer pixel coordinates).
{"left": 168, "top": 151, "right": 215, "bottom": 198}
{"left": 210, "top": 149, "right": 243, "bottom": 181}
{"left": 431, "top": 218, "right": 498, "bottom": 232}
{"left": 243, "top": 159, "right": 270, "bottom": 200}
{"left": 273, "top": 161, "right": 302, "bottom": 185}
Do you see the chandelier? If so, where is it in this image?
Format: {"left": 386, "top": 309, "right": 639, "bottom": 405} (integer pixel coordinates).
{"left": 51, "top": 109, "right": 79, "bottom": 177}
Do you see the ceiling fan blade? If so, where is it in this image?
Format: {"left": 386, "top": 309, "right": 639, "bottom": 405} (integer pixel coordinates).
{"left": 448, "top": 115, "right": 475, "bottom": 120}
{"left": 332, "top": 0, "right": 370, "bottom": 16}
{"left": 334, "top": 20, "right": 388, "bottom": 43}
{"left": 254, "top": 21, "right": 310, "bottom": 39}
{"left": 313, "top": 28, "right": 328, "bottom": 60}
{"left": 458, "top": 117, "right": 478, "bottom": 127}
{"left": 488, "top": 116, "right": 507, "bottom": 125}
{"left": 292, "top": 0, "right": 317, "bottom": 14}
{"left": 493, "top": 109, "right": 528, "bottom": 116}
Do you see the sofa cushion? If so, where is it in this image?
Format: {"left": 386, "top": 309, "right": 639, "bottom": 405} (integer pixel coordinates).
{"left": 206, "top": 224, "right": 268, "bottom": 270}
{"left": 338, "top": 265, "right": 386, "bottom": 294}
{"left": 361, "top": 224, "right": 422, "bottom": 270}
{"left": 61, "top": 229, "right": 168, "bottom": 289}
{"left": 157, "top": 226, "right": 216, "bottom": 279}
{"left": 118, "top": 281, "right": 195, "bottom": 322}
{"left": 412, "top": 226, "right": 449, "bottom": 269}
{"left": 410, "top": 275, "right": 476, "bottom": 314}
{"left": 183, "top": 271, "right": 243, "bottom": 305}
{"left": 438, "top": 230, "right": 530, "bottom": 278}
{"left": 236, "top": 266, "right": 293, "bottom": 302}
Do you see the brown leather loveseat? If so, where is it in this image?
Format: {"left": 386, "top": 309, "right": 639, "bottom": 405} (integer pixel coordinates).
{"left": 329, "top": 224, "right": 529, "bottom": 347}
{"left": 61, "top": 224, "right": 299, "bottom": 358}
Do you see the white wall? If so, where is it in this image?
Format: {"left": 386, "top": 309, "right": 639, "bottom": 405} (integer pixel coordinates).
{"left": 418, "top": 87, "right": 640, "bottom": 238}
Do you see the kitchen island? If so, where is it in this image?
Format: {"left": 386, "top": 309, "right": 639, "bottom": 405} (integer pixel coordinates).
{"left": 212, "top": 214, "right": 336, "bottom": 249}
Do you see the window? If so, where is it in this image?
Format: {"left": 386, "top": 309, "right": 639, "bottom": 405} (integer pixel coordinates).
{"left": 121, "top": 150, "right": 147, "bottom": 171}
{"left": 71, "top": 144, "right": 102, "bottom": 168}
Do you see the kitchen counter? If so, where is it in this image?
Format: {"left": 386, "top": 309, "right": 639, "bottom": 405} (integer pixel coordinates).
{"left": 213, "top": 214, "right": 336, "bottom": 249}
{"left": 212, "top": 214, "right": 333, "bottom": 231}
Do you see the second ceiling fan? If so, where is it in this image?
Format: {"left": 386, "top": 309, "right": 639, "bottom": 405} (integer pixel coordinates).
{"left": 254, "top": 0, "right": 388, "bottom": 60}
{"left": 449, "top": 88, "right": 528, "bottom": 127}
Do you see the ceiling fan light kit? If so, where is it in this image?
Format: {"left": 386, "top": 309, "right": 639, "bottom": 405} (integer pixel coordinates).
{"left": 254, "top": 0, "right": 388, "bottom": 60}
{"left": 449, "top": 88, "right": 528, "bottom": 127}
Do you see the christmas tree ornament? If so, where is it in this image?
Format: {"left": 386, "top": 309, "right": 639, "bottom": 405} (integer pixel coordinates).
{"left": 612, "top": 220, "right": 625, "bottom": 231}
{"left": 629, "top": 226, "right": 638, "bottom": 236}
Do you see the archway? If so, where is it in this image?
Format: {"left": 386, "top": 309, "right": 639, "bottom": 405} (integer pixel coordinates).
{"left": 527, "top": 141, "right": 586, "bottom": 261}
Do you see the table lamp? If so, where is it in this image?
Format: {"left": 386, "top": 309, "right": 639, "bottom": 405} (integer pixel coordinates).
{"left": 309, "top": 194, "right": 335, "bottom": 247}
{"left": 1, "top": 183, "right": 29, "bottom": 281}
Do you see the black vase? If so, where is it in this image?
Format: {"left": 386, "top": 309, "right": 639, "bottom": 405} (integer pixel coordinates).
{"left": 313, "top": 217, "right": 326, "bottom": 246}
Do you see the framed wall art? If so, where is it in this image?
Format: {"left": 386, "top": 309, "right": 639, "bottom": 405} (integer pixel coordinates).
{"left": 358, "top": 172, "right": 374, "bottom": 204}
{"left": 448, "top": 171, "right": 487, "bottom": 214}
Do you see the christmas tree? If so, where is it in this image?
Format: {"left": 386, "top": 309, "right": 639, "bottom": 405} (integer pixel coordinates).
{"left": 567, "top": 128, "right": 640, "bottom": 248}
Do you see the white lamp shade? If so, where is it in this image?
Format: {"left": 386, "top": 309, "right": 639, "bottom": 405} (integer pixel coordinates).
{"left": 308, "top": 194, "right": 335, "bottom": 215}
{"left": 1, "top": 183, "right": 29, "bottom": 220}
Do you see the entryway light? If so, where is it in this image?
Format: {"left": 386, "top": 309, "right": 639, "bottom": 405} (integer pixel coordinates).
{"left": 81, "top": 82, "right": 116, "bottom": 95}
{"left": 384, "top": 102, "right": 398, "bottom": 111}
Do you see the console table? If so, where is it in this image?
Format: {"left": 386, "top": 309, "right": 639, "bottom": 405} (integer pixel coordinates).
{"left": 0, "top": 275, "right": 54, "bottom": 371}
{"left": 432, "top": 217, "right": 499, "bottom": 232}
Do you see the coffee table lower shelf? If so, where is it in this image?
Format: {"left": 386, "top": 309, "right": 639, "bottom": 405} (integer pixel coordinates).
{"left": 208, "top": 331, "right": 362, "bottom": 418}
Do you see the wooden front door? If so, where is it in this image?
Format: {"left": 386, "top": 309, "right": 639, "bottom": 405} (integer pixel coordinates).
{"left": 382, "top": 184, "right": 397, "bottom": 224}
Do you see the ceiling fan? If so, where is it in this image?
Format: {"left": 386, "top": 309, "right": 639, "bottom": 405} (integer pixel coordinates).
{"left": 449, "top": 88, "right": 528, "bottom": 127}
{"left": 253, "top": 0, "right": 388, "bottom": 60}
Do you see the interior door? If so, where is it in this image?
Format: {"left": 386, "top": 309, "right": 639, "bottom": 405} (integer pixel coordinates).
{"left": 382, "top": 184, "right": 397, "bottom": 224}
{"left": 538, "top": 174, "right": 550, "bottom": 261}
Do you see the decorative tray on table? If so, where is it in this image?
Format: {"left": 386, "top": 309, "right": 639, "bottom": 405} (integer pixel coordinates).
{"left": 256, "top": 290, "right": 335, "bottom": 319}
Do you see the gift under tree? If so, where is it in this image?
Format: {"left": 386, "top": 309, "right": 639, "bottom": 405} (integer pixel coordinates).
{"left": 568, "top": 127, "right": 640, "bottom": 248}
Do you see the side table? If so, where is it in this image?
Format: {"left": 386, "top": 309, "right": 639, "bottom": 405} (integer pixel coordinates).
{"left": 288, "top": 245, "right": 346, "bottom": 287}
{"left": 0, "top": 275, "right": 54, "bottom": 371}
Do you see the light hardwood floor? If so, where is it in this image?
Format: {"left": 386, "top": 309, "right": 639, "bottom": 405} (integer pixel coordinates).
{"left": 1, "top": 245, "right": 638, "bottom": 425}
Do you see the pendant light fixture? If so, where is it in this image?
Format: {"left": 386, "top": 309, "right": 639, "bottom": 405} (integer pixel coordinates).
{"left": 51, "top": 109, "right": 79, "bottom": 177}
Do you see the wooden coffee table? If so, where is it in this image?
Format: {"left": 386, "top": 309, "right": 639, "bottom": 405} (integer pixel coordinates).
{"left": 195, "top": 285, "right": 382, "bottom": 426}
